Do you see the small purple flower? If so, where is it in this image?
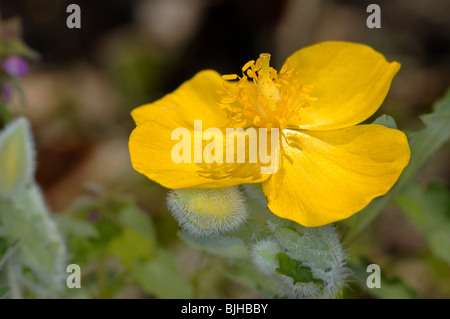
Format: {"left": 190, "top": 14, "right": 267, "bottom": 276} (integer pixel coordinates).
{"left": 3, "top": 56, "right": 29, "bottom": 78}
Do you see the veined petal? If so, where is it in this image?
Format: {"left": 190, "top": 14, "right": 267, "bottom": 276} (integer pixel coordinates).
{"left": 129, "top": 121, "right": 269, "bottom": 189}
{"left": 284, "top": 41, "right": 400, "bottom": 130}
{"left": 131, "top": 70, "right": 228, "bottom": 129}
{"left": 262, "top": 125, "right": 410, "bottom": 226}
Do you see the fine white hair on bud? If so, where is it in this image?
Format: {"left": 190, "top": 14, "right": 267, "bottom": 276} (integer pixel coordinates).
{"left": 0, "top": 117, "right": 35, "bottom": 198}
{"left": 266, "top": 217, "right": 351, "bottom": 299}
{"left": 250, "top": 238, "right": 283, "bottom": 275}
{"left": 166, "top": 186, "right": 248, "bottom": 237}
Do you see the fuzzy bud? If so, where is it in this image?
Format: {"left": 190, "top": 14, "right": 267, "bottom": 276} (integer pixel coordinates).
{"left": 0, "top": 117, "right": 35, "bottom": 198}
{"left": 167, "top": 187, "right": 248, "bottom": 236}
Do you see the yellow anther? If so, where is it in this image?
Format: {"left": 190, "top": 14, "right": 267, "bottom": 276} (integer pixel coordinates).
{"left": 219, "top": 53, "right": 316, "bottom": 130}
{"left": 220, "top": 96, "right": 237, "bottom": 103}
{"left": 246, "top": 69, "right": 255, "bottom": 78}
{"left": 222, "top": 74, "right": 238, "bottom": 80}
{"left": 242, "top": 60, "right": 255, "bottom": 73}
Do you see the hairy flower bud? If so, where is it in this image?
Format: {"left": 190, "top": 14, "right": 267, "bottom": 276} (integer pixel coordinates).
{"left": 0, "top": 117, "right": 35, "bottom": 198}
{"left": 167, "top": 187, "right": 248, "bottom": 236}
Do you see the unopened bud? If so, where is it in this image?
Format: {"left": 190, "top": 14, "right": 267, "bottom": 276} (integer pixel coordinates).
{"left": 167, "top": 187, "right": 248, "bottom": 236}
{"left": 0, "top": 117, "right": 35, "bottom": 198}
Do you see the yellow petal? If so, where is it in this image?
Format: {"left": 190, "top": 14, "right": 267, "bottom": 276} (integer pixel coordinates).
{"left": 283, "top": 41, "right": 400, "bottom": 130}
{"left": 129, "top": 121, "right": 269, "bottom": 189}
{"left": 262, "top": 125, "right": 410, "bottom": 226}
{"left": 131, "top": 70, "right": 229, "bottom": 129}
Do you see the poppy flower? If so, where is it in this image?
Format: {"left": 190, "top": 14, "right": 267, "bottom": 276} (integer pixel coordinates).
{"left": 129, "top": 41, "right": 410, "bottom": 227}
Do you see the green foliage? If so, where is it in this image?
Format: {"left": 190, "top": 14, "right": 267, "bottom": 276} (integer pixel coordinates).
{"left": 0, "top": 104, "right": 13, "bottom": 129}
{"left": 349, "top": 257, "right": 416, "bottom": 299}
{"left": 0, "top": 239, "right": 19, "bottom": 270}
{"left": 267, "top": 217, "right": 348, "bottom": 298}
{"left": 176, "top": 207, "right": 350, "bottom": 299}
{"left": 61, "top": 193, "right": 190, "bottom": 299}
{"left": 0, "top": 237, "right": 19, "bottom": 298}
{"left": 275, "top": 252, "right": 324, "bottom": 287}
{"left": 0, "top": 18, "right": 38, "bottom": 59}
{"left": 130, "top": 249, "right": 193, "bottom": 299}
{"left": 371, "top": 114, "right": 398, "bottom": 129}
{"left": 0, "top": 185, "right": 67, "bottom": 298}
{"left": 0, "top": 286, "right": 10, "bottom": 298}
{"left": 60, "top": 192, "right": 193, "bottom": 298}
{"left": 223, "top": 260, "right": 285, "bottom": 298}
{"left": 345, "top": 88, "right": 450, "bottom": 241}
{"left": 0, "top": 238, "right": 8, "bottom": 259}
{"left": 0, "top": 117, "right": 66, "bottom": 298}
{"left": 395, "top": 182, "right": 450, "bottom": 265}
{"left": 108, "top": 228, "right": 154, "bottom": 268}
{"left": 178, "top": 231, "right": 248, "bottom": 260}
{"left": 404, "top": 88, "right": 450, "bottom": 177}
{"left": 105, "top": 37, "right": 161, "bottom": 107}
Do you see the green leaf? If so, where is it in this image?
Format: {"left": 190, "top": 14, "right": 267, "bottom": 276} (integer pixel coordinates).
{"left": 108, "top": 227, "right": 155, "bottom": 268}
{"left": 267, "top": 218, "right": 348, "bottom": 298}
{"left": 0, "top": 237, "right": 8, "bottom": 257}
{"left": 105, "top": 203, "right": 157, "bottom": 268}
{"left": 0, "top": 287, "right": 10, "bottom": 298}
{"left": 375, "top": 278, "right": 416, "bottom": 299}
{"left": 130, "top": 249, "right": 193, "bottom": 299}
{"left": 178, "top": 231, "right": 248, "bottom": 260}
{"left": 275, "top": 252, "right": 324, "bottom": 287}
{"left": 116, "top": 205, "right": 156, "bottom": 241}
{"left": 223, "top": 261, "right": 285, "bottom": 298}
{"left": 0, "top": 117, "right": 35, "bottom": 197}
{"left": 350, "top": 258, "right": 416, "bottom": 299}
{"left": 344, "top": 87, "right": 450, "bottom": 240}
{"left": 0, "top": 104, "right": 13, "bottom": 127}
{"left": 372, "top": 114, "right": 398, "bottom": 129}
{"left": 0, "top": 239, "right": 19, "bottom": 269}
{"left": 408, "top": 89, "right": 450, "bottom": 174}
{"left": 0, "top": 185, "right": 66, "bottom": 295}
{"left": 268, "top": 218, "right": 345, "bottom": 271}
{"left": 0, "top": 17, "right": 39, "bottom": 59}
{"left": 54, "top": 214, "right": 99, "bottom": 238}
{"left": 394, "top": 182, "right": 450, "bottom": 264}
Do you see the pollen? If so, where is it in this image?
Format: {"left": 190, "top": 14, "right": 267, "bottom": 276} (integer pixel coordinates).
{"left": 219, "top": 53, "right": 317, "bottom": 130}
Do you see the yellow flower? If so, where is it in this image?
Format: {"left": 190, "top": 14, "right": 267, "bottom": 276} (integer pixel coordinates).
{"left": 129, "top": 41, "right": 410, "bottom": 227}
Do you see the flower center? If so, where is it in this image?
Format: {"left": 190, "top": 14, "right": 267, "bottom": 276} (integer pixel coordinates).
{"left": 219, "top": 53, "right": 316, "bottom": 130}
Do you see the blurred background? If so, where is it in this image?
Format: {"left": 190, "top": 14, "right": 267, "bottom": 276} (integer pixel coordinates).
{"left": 0, "top": 0, "right": 449, "bottom": 298}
